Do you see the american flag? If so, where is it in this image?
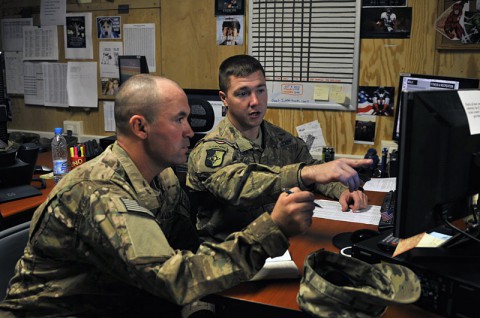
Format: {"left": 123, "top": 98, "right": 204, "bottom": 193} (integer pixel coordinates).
{"left": 380, "top": 211, "right": 394, "bottom": 222}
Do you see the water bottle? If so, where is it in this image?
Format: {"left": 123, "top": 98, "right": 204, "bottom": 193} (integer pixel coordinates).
{"left": 51, "top": 127, "right": 68, "bottom": 184}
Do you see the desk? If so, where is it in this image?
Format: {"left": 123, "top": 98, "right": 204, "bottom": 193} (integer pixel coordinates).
{"left": 0, "top": 152, "right": 54, "bottom": 222}
{"left": 211, "top": 191, "right": 442, "bottom": 318}
{"left": 0, "top": 158, "right": 441, "bottom": 317}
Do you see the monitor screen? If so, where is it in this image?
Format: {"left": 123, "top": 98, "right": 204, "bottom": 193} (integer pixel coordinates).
{"left": 392, "top": 73, "right": 479, "bottom": 141}
{"left": 118, "top": 55, "right": 149, "bottom": 85}
{"left": 394, "top": 89, "right": 480, "bottom": 239}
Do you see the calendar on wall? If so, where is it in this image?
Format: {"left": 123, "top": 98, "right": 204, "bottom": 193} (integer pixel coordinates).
{"left": 248, "top": 0, "right": 361, "bottom": 111}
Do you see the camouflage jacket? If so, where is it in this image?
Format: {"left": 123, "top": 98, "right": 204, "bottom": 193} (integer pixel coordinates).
{"left": 0, "top": 142, "right": 288, "bottom": 317}
{"left": 187, "top": 117, "right": 347, "bottom": 242}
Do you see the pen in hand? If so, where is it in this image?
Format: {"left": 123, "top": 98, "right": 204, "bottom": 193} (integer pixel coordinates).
{"left": 283, "top": 189, "right": 322, "bottom": 208}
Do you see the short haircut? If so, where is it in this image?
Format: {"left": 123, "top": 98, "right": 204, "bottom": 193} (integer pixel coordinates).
{"left": 114, "top": 74, "right": 164, "bottom": 135}
{"left": 218, "top": 55, "right": 265, "bottom": 93}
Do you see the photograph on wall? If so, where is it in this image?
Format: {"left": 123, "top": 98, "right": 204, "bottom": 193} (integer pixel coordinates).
{"left": 357, "top": 86, "right": 395, "bottom": 116}
{"left": 362, "top": 0, "right": 407, "bottom": 7}
{"left": 101, "top": 78, "right": 120, "bottom": 96}
{"left": 97, "top": 16, "right": 121, "bottom": 39}
{"left": 66, "top": 16, "right": 86, "bottom": 48}
{"left": 215, "top": 0, "right": 245, "bottom": 15}
{"left": 354, "top": 115, "right": 377, "bottom": 145}
{"left": 216, "top": 15, "right": 244, "bottom": 45}
{"left": 361, "top": 6, "right": 412, "bottom": 38}
{"left": 435, "top": 0, "right": 480, "bottom": 47}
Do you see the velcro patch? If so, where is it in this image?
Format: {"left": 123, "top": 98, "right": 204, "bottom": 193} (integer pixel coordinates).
{"left": 205, "top": 148, "right": 226, "bottom": 168}
{"left": 120, "top": 198, "right": 152, "bottom": 215}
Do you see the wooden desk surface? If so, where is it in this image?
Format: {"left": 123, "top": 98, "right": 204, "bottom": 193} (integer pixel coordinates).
{"left": 0, "top": 156, "right": 441, "bottom": 317}
{"left": 216, "top": 191, "right": 442, "bottom": 318}
{"left": 0, "top": 151, "right": 54, "bottom": 219}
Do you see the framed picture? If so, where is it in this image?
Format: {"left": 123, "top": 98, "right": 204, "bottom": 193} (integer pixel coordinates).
{"left": 215, "top": 0, "right": 245, "bottom": 16}
{"left": 435, "top": 0, "right": 480, "bottom": 50}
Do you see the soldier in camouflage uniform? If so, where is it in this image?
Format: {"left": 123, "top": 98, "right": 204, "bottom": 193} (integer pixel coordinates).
{"left": 0, "top": 74, "right": 316, "bottom": 317}
{"left": 187, "top": 55, "right": 372, "bottom": 243}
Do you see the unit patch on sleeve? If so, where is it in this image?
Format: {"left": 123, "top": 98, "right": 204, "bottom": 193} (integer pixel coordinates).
{"left": 205, "top": 147, "right": 227, "bottom": 168}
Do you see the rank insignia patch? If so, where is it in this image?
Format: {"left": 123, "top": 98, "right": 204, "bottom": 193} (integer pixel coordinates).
{"left": 205, "top": 149, "right": 226, "bottom": 167}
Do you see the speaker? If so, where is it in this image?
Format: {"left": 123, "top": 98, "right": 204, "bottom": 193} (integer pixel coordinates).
{"left": 16, "top": 143, "right": 39, "bottom": 178}
{"left": 0, "top": 143, "right": 39, "bottom": 188}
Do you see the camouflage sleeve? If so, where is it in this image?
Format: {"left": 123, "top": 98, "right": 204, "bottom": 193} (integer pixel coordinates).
{"left": 264, "top": 134, "right": 348, "bottom": 199}
{"left": 96, "top": 195, "right": 288, "bottom": 306}
{"left": 187, "top": 141, "right": 307, "bottom": 206}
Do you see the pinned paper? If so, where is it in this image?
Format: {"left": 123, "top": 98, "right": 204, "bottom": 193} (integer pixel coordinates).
{"left": 313, "top": 85, "right": 329, "bottom": 101}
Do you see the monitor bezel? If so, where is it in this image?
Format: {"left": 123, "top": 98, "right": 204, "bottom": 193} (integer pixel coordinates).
{"left": 392, "top": 73, "right": 479, "bottom": 142}
{"left": 394, "top": 89, "right": 480, "bottom": 238}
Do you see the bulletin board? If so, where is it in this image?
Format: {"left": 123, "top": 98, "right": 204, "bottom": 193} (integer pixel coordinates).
{"left": 248, "top": 0, "right": 361, "bottom": 111}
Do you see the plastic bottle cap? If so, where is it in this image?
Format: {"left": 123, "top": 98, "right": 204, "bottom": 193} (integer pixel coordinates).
{"left": 54, "top": 127, "right": 63, "bottom": 134}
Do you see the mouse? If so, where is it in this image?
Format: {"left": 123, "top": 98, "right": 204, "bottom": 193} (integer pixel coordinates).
{"left": 350, "top": 229, "right": 380, "bottom": 244}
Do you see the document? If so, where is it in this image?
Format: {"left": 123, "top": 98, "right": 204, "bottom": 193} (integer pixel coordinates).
{"left": 250, "top": 250, "right": 300, "bottom": 281}
{"left": 43, "top": 63, "right": 68, "bottom": 107}
{"left": 0, "top": 18, "right": 33, "bottom": 52}
{"left": 123, "top": 23, "right": 156, "bottom": 72}
{"left": 67, "top": 62, "right": 98, "bottom": 108}
{"left": 103, "top": 101, "right": 116, "bottom": 132}
{"left": 4, "top": 52, "right": 24, "bottom": 94}
{"left": 64, "top": 12, "right": 93, "bottom": 59}
{"left": 99, "top": 41, "right": 123, "bottom": 79}
{"left": 40, "top": 0, "right": 66, "bottom": 26}
{"left": 458, "top": 90, "right": 480, "bottom": 135}
{"left": 362, "top": 177, "right": 396, "bottom": 192}
{"left": 23, "top": 62, "right": 45, "bottom": 105}
{"left": 23, "top": 26, "right": 59, "bottom": 61}
{"left": 296, "top": 120, "right": 326, "bottom": 156}
{"left": 313, "top": 200, "right": 381, "bottom": 225}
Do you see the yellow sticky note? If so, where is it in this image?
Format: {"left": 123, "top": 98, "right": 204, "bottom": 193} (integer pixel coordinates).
{"left": 331, "top": 91, "right": 346, "bottom": 104}
{"left": 313, "top": 85, "right": 329, "bottom": 101}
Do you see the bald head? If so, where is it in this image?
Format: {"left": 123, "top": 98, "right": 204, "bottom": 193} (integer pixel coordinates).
{"left": 114, "top": 74, "right": 185, "bottom": 136}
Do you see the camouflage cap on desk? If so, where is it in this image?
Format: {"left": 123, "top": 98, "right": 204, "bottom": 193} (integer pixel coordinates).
{"left": 297, "top": 249, "right": 421, "bottom": 318}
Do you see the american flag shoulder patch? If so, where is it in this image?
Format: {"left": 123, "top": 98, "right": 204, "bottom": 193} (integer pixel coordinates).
{"left": 120, "top": 198, "right": 151, "bottom": 214}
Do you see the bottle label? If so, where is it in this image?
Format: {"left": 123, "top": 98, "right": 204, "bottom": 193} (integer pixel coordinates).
{"left": 53, "top": 159, "right": 68, "bottom": 175}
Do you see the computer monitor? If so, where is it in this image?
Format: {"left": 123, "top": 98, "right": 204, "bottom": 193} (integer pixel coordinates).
{"left": 392, "top": 73, "right": 479, "bottom": 141}
{"left": 394, "top": 89, "right": 480, "bottom": 239}
{"left": 118, "top": 55, "right": 149, "bottom": 85}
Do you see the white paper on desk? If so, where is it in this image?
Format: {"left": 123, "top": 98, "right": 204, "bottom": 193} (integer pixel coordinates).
{"left": 362, "top": 177, "right": 396, "bottom": 192}
{"left": 313, "top": 200, "right": 381, "bottom": 225}
{"left": 250, "top": 250, "right": 300, "bottom": 281}
{"left": 1, "top": 18, "right": 33, "bottom": 52}
{"left": 67, "top": 62, "right": 98, "bottom": 108}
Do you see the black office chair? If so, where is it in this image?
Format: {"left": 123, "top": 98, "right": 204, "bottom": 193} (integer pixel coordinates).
{"left": 188, "top": 98, "right": 216, "bottom": 147}
{"left": 0, "top": 221, "right": 30, "bottom": 300}
{"left": 179, "top": 98, "right": 216, "bottom": 224}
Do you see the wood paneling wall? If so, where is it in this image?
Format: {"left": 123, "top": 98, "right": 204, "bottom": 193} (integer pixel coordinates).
{"left": 2, "top": 0, "right": 479, "bottom": 156}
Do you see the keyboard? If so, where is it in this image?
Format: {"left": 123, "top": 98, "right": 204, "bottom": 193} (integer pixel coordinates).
{"left": 0, "top": 185, "right": 42, "bottom": 203}
{"left": 378, "top": 190, "right": 395, "bottom": 231}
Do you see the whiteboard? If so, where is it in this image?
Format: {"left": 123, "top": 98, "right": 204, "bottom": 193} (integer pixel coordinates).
{"left": 248, "top": 0, "right": 361, "bottom": 111}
